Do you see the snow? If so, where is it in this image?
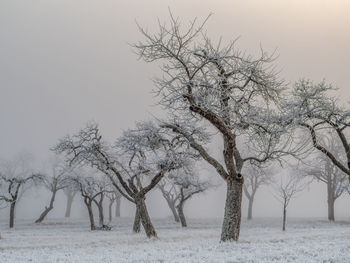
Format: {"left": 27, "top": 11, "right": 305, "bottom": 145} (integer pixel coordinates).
{"left": 1, "top": 217, "right": 350, "bottom": 262}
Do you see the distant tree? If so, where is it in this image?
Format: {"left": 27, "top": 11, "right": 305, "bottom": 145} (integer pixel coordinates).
{"left": 273, "top": 172, "right": 305, "bottom": 231}
{"left": 306, "top": 135, "right": 348, "bottom": 221}
{"left": 158, "top": 177, "right": 180, "bottom": 222}
{"left": 63, "top": 186, "right": 78, "bottom": 218}
{"left": 243, "top": 165, "right": 273, "bottom": 220}
{"left": 287, "top": 80, "right": 350, "bottom": 183}
{"left": 0, "top": 154, "right": 41, "bottom": 228}
{"left": 55, "top": 121, "right": 193, "bottom": 238}
{"left": 35, "top": 157, "right": 70, "bottom": 223}
{"left": 134, "top": 12, "right": 294, "bottom": 241}
{"left": 158, "top": 167, "right": 211, "bottom": 227}
{"left": 174, "top": 174, "right": 211, "bottom": 227}
{"left": 69, "top": 170, "right": 110, "bottom": 230}
{"left": 105, "top": 189, "right": 122, "bottom": 221}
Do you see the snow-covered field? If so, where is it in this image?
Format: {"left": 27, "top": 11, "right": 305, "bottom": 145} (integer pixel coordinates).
{"left": 1, "top": 217, "right": 350, "bottom": 262}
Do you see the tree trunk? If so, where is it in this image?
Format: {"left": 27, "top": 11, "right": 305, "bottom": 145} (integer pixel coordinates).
{"left": 136, "top": 198, "right": 157, "bottom": 238}
{"left": 133, "top": 205, "right": 141, "bottom": 233}
{"left": 65, "top": 193, "right": 75, "bottom": 218}
{"left": 35, "top": 190, "right": 57, "bottom": 223}
{"left": 83, "top": 198, "right": 95, "bottom": 230}
{"left": 220, "top": 178, "right": 243, "bottom": 242}
{"left": 9, "top": 201, "right": 16, "bottom": 228}
{"left": 108, "top": 199, "right": 113, "bottom": 222}
{"left": 282, "top": 203, "right": 286, "bottom": 231}
{"left": 93, "top": 194, "right": 104, "bottom": 227}
{"left": 166, "top": 199, "right": 180, "bottom": 222}
{"left": 97, "top": 203, "right": 104, "bottom": 227}
{"left": 115, "top": 196, "right": 121, "bottom": 217}
{"left": 247, "top": 196, "right": 253, "bottom": 220}
{"left": 327, "top": 195, "right": 335, "bottom": 221}
{"left": 177, "top": 202, "right": 187, "bottom": 227}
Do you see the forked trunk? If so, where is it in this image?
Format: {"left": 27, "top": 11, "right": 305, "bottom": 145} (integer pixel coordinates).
{"left": 65, "top": 194, "right": 75, "bottom": 218}
{"left": 177, "top": 203, "right": 187, "bottom": 227}
{"left": 220, "top": 178, "right": 243, "bottom": 242}
{"left": 133, "top": 205, "right": 141, "bottom": 233}
{"left": 166, "top": 199, "right": 179, "bottom": 222}
{"left": 9, "top": 201, "right": 16, "bottom": 228}
{"left": 115, "top": 196, "right": 121, "bottom": 217}
{"left": 35, "top": 190, "right": 57, "bottom": 223}
{"left": 136, "top": 198, "right": 157, "bottom": 238}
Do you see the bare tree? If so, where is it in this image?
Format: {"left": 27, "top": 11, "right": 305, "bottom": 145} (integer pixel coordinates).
{"left": 305, "top": 135, "right": 348, "bottom": 221}
{"left": 0, "top": 154, "right": 41, "bottom": 228}
{"left": 105, "top": 189, "right": 122, "bottom": 222}
{"left": 158, "top": 164, "right": 212, "bottom": 226}
{"left": 134, "top": 12, "right": 293, "bottom": 241}
{"left": 273, "top": 172, "right": 305, "bottom": 231}
{"left": 69, "top": 170, "right": 110, "bottom": 230}
{"left": 35, "top": 158, "right": 70, "bottom": 223}
{"left": 54, "top": 121, "right": 193, "bottom": 238}
{"left": 287, "top": 80, "right": 350, "bottom": 183}
{"left": 158, "top": 177, "right": 180, "bottom": 222}
{"left": 173, "top": 173, "right": 211, "bottom": 227}
{"left": 243, "top": 165, "right": 273, "bottom": 220}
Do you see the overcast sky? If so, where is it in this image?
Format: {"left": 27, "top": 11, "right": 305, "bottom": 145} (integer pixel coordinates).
{"left": 1, "top": 0, "right": 350, "bottom": 220}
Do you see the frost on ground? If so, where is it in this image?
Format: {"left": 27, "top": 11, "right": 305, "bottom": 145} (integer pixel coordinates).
{"left": 0, "top": 217, "right": 350, "bottom": 262}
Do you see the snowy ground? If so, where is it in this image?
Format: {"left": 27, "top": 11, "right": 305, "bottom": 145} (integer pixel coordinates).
{"left": 0, "top": 217, "right": 350, "bottom": 262}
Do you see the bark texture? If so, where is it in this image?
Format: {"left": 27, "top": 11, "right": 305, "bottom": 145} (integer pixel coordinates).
{"left": 136, "top": 198, "right": 157, "bottom": 238}
{"left": 177, "top": 203, "right": 187, "bottom": 227}
{"left": 220, "top": 179, "right": 243, "bottom": 241}
{"left": 133, "top": 206, "right": 141, "bottom": 233}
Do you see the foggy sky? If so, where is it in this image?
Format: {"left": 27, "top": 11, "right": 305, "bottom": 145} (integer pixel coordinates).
{"left": 1, "top": 0, "right": 350, "bottom": 220}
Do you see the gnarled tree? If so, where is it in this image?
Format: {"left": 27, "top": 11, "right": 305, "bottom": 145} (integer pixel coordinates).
{"left": 54, "top": 121, "right": 194, "bottom": 238}
{"left": 134, "top": 13, "right": 292, "bottom": 241}
{"left": 69, "top": 170, "right": 110, "bottom": 230}
{"left": 0, "top": 155, "right": 41, "bottom": 228}
{"left": 35, "top": 157, "right": 70, "bottom": 223}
